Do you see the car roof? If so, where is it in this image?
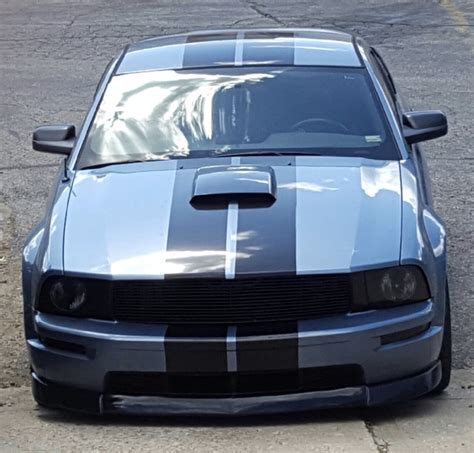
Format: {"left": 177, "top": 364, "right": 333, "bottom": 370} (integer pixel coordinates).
{"left": 117, "top": 28, "right": 363, "bottom": 74}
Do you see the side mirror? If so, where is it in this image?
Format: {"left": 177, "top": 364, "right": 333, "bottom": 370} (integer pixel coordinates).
{"left": 32, "top": 124, "right": 76, "bottom": 155}
{"left": 402, "top": 111, "right": 447, "bottom": 145}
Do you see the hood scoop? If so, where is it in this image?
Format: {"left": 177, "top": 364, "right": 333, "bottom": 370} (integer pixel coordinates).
{"left": 191, "top": 165, "right": 276, "bottom": 207}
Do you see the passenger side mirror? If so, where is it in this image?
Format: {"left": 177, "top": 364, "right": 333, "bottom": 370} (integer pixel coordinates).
{"left": 32, "top": 124, "right": 76, "bottom": 155}
{"left": 402, "top": 111, "right": 447, "bottom": 145}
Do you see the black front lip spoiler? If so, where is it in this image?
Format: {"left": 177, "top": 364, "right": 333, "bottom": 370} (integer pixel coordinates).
{"left": 32, "top": 361, "right": 441, "bottom": 416}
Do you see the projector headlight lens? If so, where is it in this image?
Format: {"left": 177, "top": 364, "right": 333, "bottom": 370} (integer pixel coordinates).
{"left": 49, "top": 279, "right": 87, "bottom": 312}
{"left": 365, "top": 265, "right": 430, "bottom": 306}
{"left": 380, "top": 267, "right": 418, "bottom": 301}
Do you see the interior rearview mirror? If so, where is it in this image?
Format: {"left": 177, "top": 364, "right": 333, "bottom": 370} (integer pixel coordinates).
{"left": 32, "top": 124, "right": 76, "bottom": 155}
{"left": 402, "top": 111, "right": 447, "bottom": 145}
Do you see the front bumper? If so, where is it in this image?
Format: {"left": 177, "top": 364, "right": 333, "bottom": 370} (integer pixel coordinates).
{"left": 28, "top": 301, "right": 443, "bottom": 414}
{"left": 32, "top": 361, "right": 441, "bottom": 415}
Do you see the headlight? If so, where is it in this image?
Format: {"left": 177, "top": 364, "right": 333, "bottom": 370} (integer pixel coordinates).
{"left": 49, "top": 279, "right": 87, "bottom": 312}
{"left": 352, "top": 265, "right": 430, "bottom": 309}
{"left": 38, "top": 277, "right": 112, "bottom": 319}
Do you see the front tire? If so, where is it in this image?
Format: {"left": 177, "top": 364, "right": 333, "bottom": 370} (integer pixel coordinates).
{"left": 431, "top": 284, "right": 452, "bottom": 394}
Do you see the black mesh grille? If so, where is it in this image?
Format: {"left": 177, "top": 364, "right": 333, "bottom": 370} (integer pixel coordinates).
{"left": 112, "top": 274, "right": 352, "bottom": 324}
{"left": 105, "top": 366, "right": 364, "bottom": 398}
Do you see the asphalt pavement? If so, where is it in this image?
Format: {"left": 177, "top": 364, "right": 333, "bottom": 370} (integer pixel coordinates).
{"left": 0, "top": 0, "right": 473, "bottom": 450}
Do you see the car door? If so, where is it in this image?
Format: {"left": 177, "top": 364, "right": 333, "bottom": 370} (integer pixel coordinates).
{"left": 370, "top": 47, "right": 434, "bottom": 207}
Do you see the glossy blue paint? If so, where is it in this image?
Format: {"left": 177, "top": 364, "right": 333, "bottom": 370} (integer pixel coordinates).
{"left": 294, "top": 157, "right": 401, "bottom": 274}
{"left": 399, "top": 159, "right": 447, "bottom": 325}
{"left": 56, "top": 157, "right": 408, "bottom": 278}
{"left": 22, "top": 164, "right": 71, "bottom": 338}
{"left": 64, "top": 160, "right": 177, "bottom": 278}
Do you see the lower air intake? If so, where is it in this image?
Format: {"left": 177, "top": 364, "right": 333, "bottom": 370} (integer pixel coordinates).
{"left": 106, "top": 365, "right": 364, "bottom": 398}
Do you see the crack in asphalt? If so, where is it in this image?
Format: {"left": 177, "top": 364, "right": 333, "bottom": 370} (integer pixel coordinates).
{"left": 242, "top": 0, "right": 286, "bottom": 26}
{"left": 2, "top": 15, "right": 472, "bottom": 46}
{"left": 311, "top": 18, "right": 473, "bottom": 28}
{"left": 0, "top": 163, "right": 59, "bottom": 172}
{"left": 1, "top": 23, "right": 469, "bottom": 49}
{"left": 364, "top": 420, "right": 390, "bottom": 453}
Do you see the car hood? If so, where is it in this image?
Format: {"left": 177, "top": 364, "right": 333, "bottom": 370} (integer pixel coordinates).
{"left": 64, "top": 157, "right": 402, "bottom": 277}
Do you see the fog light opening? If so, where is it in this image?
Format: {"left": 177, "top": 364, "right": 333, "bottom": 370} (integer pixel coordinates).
{"left": 380, "top": 323, "right": 431, "bottom": 346}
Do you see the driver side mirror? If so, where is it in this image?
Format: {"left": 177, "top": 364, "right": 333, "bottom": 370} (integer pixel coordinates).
{"left": 402, "top": 111, "right": 447, "bottom": 145}
{"left": 32, "top": 124, "right": 76, "bottom": 155}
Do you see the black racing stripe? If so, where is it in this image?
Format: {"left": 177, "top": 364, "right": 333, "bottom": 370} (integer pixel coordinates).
{"left": 165, "top": 159, "right": 231, "bottom": 279}
{"left": 165, "top": 325, "right": 227, "bottom": 373}
{"left": 236, "top": 322, "right": 298, "bottom": 372}
{"left": 243, "top": 31, "right": 294, "bottom": 65}
{"left": 234, "top": 159, "right": 297, "bottom": 276}
{"left": 183, "top": 33, "right": 237, "bottom": 68}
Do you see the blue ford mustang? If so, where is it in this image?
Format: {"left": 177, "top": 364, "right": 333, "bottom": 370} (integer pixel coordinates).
{"left": 23, "top": 28, "right": 451, "bottom": 415}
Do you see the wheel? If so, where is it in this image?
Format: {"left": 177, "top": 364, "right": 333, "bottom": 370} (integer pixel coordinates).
{"left": 431, "top": 284, "right": 452, "bottom": 394}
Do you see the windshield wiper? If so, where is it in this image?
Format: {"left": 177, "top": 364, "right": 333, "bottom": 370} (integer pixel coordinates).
{"left": 212, "top": 150, "right": 322, "bottom": 157}
{"left": 80, "top": 150, "right": 324, "bottom": 169}
{"left": 80, "top": 159, "right": 154, "bottom": 170}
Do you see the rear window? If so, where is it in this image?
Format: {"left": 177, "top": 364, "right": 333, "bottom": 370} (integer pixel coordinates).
{"left": 78, "top": 66, "right": 399, "bottom": 168}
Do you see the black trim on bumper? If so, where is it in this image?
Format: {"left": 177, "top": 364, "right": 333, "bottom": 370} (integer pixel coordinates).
{"left": 31, "top": 361, "right": 441, "bottom": 416}
{"left": 32, "top": 373, "right": 101, "bottom": 414}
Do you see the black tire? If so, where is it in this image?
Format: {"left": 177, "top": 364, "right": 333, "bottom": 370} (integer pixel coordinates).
{"left": 431, "top": 284, "right": 452, "bottom": 394}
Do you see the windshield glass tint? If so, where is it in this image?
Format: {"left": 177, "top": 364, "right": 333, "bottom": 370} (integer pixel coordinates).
{"left": 78, "top": 66, "right": 399, "bottom": 168}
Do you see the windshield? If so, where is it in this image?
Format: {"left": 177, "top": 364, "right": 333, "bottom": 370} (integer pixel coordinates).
{"left": 77, "top": 66, "right": 399, "bottom": 168}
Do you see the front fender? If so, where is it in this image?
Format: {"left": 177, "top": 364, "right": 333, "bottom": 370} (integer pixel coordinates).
{"left": 400, "top": 160, "right": 447, "bottom": 325}
{"left": 22, "top": 166, "right": 72, "bottom": 338}
{"left": 22, "top": 224, "right": 45, "bottom": 338}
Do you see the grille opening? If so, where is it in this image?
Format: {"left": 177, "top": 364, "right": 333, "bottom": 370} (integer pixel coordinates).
{"left": 105, "top": 365, "right": 364, "bottom": 398}
{"left": 112, "top": 274, "right": 352, "bottom": 325}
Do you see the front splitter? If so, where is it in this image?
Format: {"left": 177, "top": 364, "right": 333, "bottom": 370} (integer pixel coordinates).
{"left": 32, "top": 361, "right": 441, "bottom": 416}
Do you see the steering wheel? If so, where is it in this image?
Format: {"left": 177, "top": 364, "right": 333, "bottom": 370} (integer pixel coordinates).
{"left": 291, "top": 118, "right": 350, "bottom": 134}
